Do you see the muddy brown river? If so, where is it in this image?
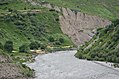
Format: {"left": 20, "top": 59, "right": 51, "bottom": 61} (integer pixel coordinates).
{"left": 25, "top": 50, "right": 119, "bottom": 79}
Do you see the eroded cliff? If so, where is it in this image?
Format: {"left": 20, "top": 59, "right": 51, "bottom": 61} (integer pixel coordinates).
{"left": 59, "top": 8, "right": 111, "bottom": 46}
{"left": 27, "top": 0, "right": 111, "bottom": 46}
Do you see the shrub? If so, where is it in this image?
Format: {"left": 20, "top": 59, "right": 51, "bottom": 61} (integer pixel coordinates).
{"left": 19, "top": 44, "right": 29, "bottom": 53}
{"left": 59, "top": 38, "right": 64, "bottom": 43}
{"left": 77, "top": 52, "right": 83, "bottom": 59}
{"left": 40, "top": 44, "right": 46, "bottom": 50}
{"left": 0, "top": 42, "right": 3, "bottom": 50}
{"left": 48, "top": 37, "right": 54, "bottom": 42}
{"left": 4, "top": 41, "right": 13, "bottom": 52}
{"left": 29, "top": 41, "right": 39, "bottom": 50}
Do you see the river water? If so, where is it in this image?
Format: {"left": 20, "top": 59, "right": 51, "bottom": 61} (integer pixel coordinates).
{"left": 25, "top": 50, "right": 119, "bottom": 79}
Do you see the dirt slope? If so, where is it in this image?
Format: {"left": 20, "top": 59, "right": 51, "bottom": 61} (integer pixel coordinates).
{"left": 59, "top": 8, "right": 111, "bottom": 46}
{"left": 27, "top": 0, "right": 112, "bottom": 46}
{"left": 0, "top": 54, "right": 33, "bottom": 79}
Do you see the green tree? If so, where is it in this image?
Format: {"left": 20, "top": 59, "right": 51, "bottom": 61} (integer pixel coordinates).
{"left": 4, "top": 41, "right": 13, "bottom": 52}
{"left": 48, "top": 37, "right": 54, "bottom": 42}
{"left": 29, "top": 41, "right": 39, "bottom": 50}
{"left": 59, "top": 38, "right": 64, "bottom": 43}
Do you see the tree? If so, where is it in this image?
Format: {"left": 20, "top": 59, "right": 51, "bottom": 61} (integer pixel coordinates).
{"left": 19, "top": 44, "right": 29, "bottom": 53}
{"left": 48, "top": 37, "right": 54, "bottom": 42}
{"left": 29, "top": 41, "right": 39, "bottom": 50}
{"left": 59, "top": 38, "right": 64, "bottom": 43}
{"left": 40, "top": 44, "right": 46, "bottom": 50}
{"left": 4, "top": 41, "right": 13, "bottom": 52}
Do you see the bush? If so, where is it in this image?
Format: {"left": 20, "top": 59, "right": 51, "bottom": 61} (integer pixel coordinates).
{"left": 112, "top": 34, "right": 119, "bottom": 41}
{"left": 77, "top": 52, "right": 83, "bottom": 59}
{"left": 29, "top": 41, "right": 40, "bottom": 50}
{"left": 4, "top": 41, "right": 13, "bottom": 52}
{"left": 0, "top": 42, "right": 3, "bottom": 50}
{"left": 48, "top": 37, "right": 54, "bottom": 42}
{"left": 59, "top": 38, "right": 64, "bottom": 43}
{"left": 40, "top": 44, "right": 46, "bottom": 50}
{"left": 19, "top": 44, "right": 29, "bottom": 53}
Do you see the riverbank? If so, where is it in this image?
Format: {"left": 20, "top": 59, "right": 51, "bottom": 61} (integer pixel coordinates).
{"left": 0, "top": 49, "right": 35, "bottom": 79}
{"left": 93, "top": 61, "right": 119, "bottom": 71}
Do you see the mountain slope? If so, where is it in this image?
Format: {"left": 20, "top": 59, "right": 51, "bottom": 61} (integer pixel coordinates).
{"left": 0, "top": 0, "right": 74, "bottom": 78}
{"left": 75, "top": 19, "right": 119, "bottom": 63}
{"left": 0, "top": 0, "right": 74, "bottom": 50}
{"left": 27, "top": 0, "right": 112, "bottom": 46}
{"left": 38, "top": 0, "right": 119, "bottom": 20}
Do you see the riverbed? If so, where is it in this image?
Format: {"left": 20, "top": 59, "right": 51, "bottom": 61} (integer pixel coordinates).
{"left": 25, "top": 50, "right": 119, "bottom": 79}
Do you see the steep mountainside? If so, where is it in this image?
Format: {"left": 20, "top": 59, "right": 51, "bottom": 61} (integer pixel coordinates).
{"left": 59, "top": 8, "right": 111, "bottom": 46}
{"left": 28, "top": 0, "right": 111, "bottom": 46}
{"left": 75, "top": 19, "right": 119, "bottom": 63}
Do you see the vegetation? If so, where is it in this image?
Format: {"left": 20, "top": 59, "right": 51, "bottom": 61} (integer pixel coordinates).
{"left": 38, "top": 0, "right": 119, "bottom": 20}
{"left": 75, "top": 19, "right": 119, "bottom": 63}
{"left": 4, "top": 41, "right": 13, "bottom": 52}
{"left": 19, "top": 44, "right": 29, "bottom": 53}
{"left": 0, "top": 0, "right": 74, "bottom": 78}
{"left": 0, "top": 42, "right": 3, "bottom": 49}
{"left": 29, "top": 41, "right": 40, "bottom": 50}
{"left": 0, "top": 1, "right": 73, "bottom": 51}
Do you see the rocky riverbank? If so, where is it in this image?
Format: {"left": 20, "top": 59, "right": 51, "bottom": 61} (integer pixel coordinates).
{"left": 0, "top": 52, "right": 35, "bottom": 79}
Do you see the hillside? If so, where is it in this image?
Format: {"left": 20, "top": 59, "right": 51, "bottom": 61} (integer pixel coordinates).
{"left": 0, "top": 0, "right": 74, "bottom": 50}
{"left": 28, "top": 0, "right": 111, "bottom": 46}
{"left": 0, "top": 0, "right": 74, "bottom": 78}
{"left": 38, "top": 0, "right": 119, "bottom": 20}
{"left": 75, "top": 19, "right": 119, "bottom": 63}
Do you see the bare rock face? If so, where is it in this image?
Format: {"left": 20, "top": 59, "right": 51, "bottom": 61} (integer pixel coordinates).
{"left": 27, "top": 0, "right": 112, "bottom": 46}
{"left": 59, "top": 8, "right": 111, "bottom": 46}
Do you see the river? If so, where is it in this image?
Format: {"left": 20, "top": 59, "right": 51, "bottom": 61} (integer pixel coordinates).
{"left": 25, "top": 50, "right": 119, "bottom": 79}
